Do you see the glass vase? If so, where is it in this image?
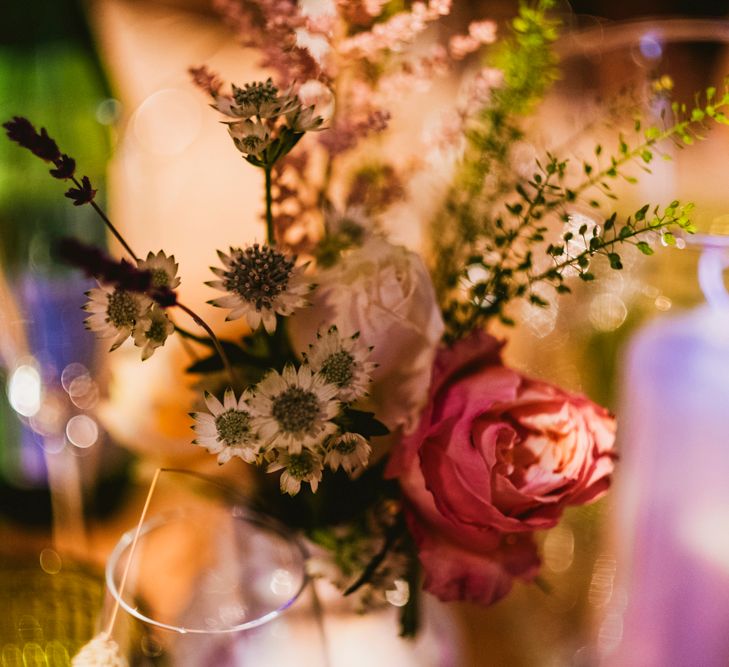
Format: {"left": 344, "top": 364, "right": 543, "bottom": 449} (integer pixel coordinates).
{"left": 102, "top": 470, "right": 461, "bottom": 666}
{"left": 103, "top": 475, "right": 323, "bottom": 666}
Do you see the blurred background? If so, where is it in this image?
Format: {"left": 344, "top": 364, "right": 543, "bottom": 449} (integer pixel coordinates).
{"left": 3, "top": 1, "right": 729, "bottom": 665}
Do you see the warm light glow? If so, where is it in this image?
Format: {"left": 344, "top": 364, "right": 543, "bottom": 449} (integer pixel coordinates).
{"left": 589, "top": 293, "right": 628, "bottom": 332}
{"left": 65, "top": 415, "right": 99, "bottom": 449}
{"left": 132, "top": 88, "right": 203, "bottom": 157}
{"left": 7, "top": 363, "right": 42, "bottom": 417}
{"left": 270, "top": 568, "right": 295, "bottom": 597}
{"left": 385, "top": 579, "right": 410, "bottom": 607}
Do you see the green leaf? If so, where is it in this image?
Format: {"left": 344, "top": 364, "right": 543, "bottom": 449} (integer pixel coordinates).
{"left": 636, "top": 241, "right": 654, "bottom": 255}
{"left": 579, "top": 272, "right": 595, "bottom": 281}
{"left": 185, "top": 329, "right": 283, "bottom": 376}
{"left": 608, "top": 252, "right": 623, "bottom": 270}
{"left": 635, "top": 204, "right": 650, "bottom": 221}
{"left": 333, "top": 408, "right": 390, "bottom": 439}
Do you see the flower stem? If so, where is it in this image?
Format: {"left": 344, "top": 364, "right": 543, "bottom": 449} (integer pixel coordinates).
{"left": 175, "top": 302, "right": 239, "bottom": 387}
{"left": 169, "top": 318, "right": 200, "bottom": 362}
{"left": 73, "top": 177, "right": 139, "bottom": 261}
{"left": 264, "top": 166, "right": 275, "bottom": 245}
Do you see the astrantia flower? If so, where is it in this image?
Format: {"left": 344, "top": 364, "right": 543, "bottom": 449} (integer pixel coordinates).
{"left": 233, "top": 79, "right": 287, "bottom": 118}
{"left": 138, "top": 250, "right": 181, "bottom": 290}
{"left": 268, "top": 449, "right": 324, "bottom": 495}
{"left": 207, "top": 244, "right": 310, "bottom": 333}
{"left": 229, "top": 119, "right": 272, "bottom": 157}
{"left": 250, "top": 364, "right": 339, "bottom": 452}
{"left": 215, "top": 79, "right": 299, "bottom": 120}
{"left": 325, "top": 431, "right": 371, "bottom": 476}
{"left": 191, "top": 389, "right": 259, "bottom": 464}
{"left": 305, "top": 326, "right": 376, "bottom": 402}
{"left": 133, "top": 305, "right": 174, "bottom": 360}
{"left": 286, "top": 104, "right": 324, "bottom": 133}
{"left": 288, "top": 237, "right": 444, "bottom": 431}
{"left": 84, "top": 285, "right": 151, "bottom": 351}
{"left": 72, "top": 632, "right": 128, "bottom": 667}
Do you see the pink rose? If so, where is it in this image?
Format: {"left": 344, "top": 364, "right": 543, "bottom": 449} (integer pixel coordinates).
{"left": 387, "top": 331, "right": 617, "bottom": 604}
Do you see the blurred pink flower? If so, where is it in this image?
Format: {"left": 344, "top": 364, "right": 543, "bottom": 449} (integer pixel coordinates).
{"left": 468, "top": 20, "right": 497, "bottom": 44}
{"left": 449, "top": 34, "right": 480, "bottom": 60}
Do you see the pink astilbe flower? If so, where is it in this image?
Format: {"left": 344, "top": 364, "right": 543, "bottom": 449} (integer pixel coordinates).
{"left": 339, "top": 0, "right": 452, "bottom": 59}
{"left": 469, "top": 20, "right": 498, "bottom": 44}
{"left": 449, "top": 19, "right": 497, "bottom": 60}
{"left": 318, "top": 110, "right": 390, "bottom": 156}
{"left": 305, "top": 13, "right": 336, "bottom": 37}
{"left": 465, "top": 67, "right": 504, "bottom": 109}
{"left": 422, "top": 109, "right": 467, "bottom": 164}
{"left": 377, "top": 45, "right": 450, "bottom": 98}
{"left": 449, "top": 35, "right": 480, "bottom": 61}
{"left": 189, "top": 65, "right": 223, "bottom": 97}
{"left": 214, "top": 0, "right": 325, "bottom": 85}
{"left": 337, "top": 0, "right": 389, "bottom": 24}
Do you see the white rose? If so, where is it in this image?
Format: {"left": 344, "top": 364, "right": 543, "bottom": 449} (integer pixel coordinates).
{"left": 288, "top": 237, "right": 444, "bottom": 432}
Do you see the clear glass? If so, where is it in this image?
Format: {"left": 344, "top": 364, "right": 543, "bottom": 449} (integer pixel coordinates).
{"left": 103, "top": 470, "right": 325, "bottom": 666}
{"left": 102, "top": 469, "right": 462, "bottom": 666}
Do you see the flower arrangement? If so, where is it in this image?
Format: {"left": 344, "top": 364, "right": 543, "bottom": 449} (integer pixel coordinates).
{"left": 5, "top": 0, "right": 729, "bottom": 639}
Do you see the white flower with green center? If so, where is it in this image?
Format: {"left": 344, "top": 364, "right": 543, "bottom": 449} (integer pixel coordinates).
{"left": 137, "top": 250, "right": 181, "bottom": 290}
{"left": 216, "top": 79, "right": 300, "bottom": 120}
{"left": 305, "top": 326, "right": 376, "bottom": 402}
{"left": 191, "top": 389, "right": 259, "bottom": 464}
{"left": 228, "top": 119, "right": 272, "bottom": 157}
{"left": 207, "top": 244, "right": 310, "bottom": 334}
{"left": 250, "top": 364, "right": 339, "bottom": 453}
{"left": 324, "top": 432, "right": 371, "bottom": 476}
{"left": 268, "top": 449, "right": 324, "bottom": 495}
{"left": 72, "top": 632, "right": 128, "bottom": 667}
{"left": 83, "top": 284, "right": 152, "bottom": 351}
{"left": 133, "top": 305, "right": 174, "bottom": 360}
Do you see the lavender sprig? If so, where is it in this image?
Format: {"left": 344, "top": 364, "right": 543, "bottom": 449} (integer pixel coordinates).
{"left": 3, "top": 116, "right": 137, "bottom": 260}
{"left": 57, "top": 238, "right": 177, "bottom": 307}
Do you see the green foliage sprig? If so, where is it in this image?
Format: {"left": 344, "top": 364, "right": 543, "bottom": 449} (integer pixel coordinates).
{"left": 430, "top": 0, "right": 560, "bottom": 305}
{"left": 439, "top": 80, "right": 729, "bottom": 339}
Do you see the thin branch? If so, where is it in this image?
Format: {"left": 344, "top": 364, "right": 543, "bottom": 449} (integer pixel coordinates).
{"left": 175, "top": 302, "right": 239, "bottom": 387}
{"left": 72, "top": 177, "right": 139, "bottom": 261}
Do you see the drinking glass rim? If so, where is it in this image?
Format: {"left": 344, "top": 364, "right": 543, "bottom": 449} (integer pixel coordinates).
{"left": 105, "top": 503, "right": 310, "bottom": 635}
{"left": 558, "top": 17, "right": 729, "bottom": 59}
